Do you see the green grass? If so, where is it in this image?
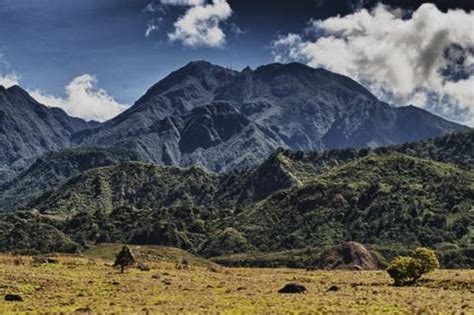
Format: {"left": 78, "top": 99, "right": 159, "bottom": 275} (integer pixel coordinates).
{"left": 83, "top": 243, "right": 219, "bottom": 268}
{"left": 0, "top": 253, "right": 472, "bottom": 314}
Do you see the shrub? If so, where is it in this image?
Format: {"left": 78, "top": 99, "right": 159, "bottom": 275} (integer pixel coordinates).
{"left": 114, "top": 246, "right": 135, "bottom": 273}
{"left": 386, "top": 247, "right": 439, "bottom": 286}
{"left": 412, "top": 247, "right": 440, "bottom": 274}
{"left": 175, "top": 257, "right": 189, "bottom": 270}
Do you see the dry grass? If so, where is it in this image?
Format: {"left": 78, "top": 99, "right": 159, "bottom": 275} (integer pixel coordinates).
{"left": 0, "top": 254, "right": 472, "bottom": 314}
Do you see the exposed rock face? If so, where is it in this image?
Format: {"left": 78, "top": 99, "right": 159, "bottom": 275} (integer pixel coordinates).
{"left": 73, "top": 61, "right": 467, "bottom": 172}
{"left": 0, "top": 85, "right": 95, "bottom": 173}
{"left": 78, "top": 101, "right": 286, "bottom": 172}
{"left": 312, "top": 242, "right": 379, "bottom": 270}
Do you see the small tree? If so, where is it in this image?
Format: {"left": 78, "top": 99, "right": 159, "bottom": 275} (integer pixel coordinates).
{"left": 114, "top": 246, "right": 135, "bottom": 273}
{"left": 387, "top": 247, "right": 439, "bottom": 286}
{"left": 412, "top": 247, "right": 439, "bottom": 274}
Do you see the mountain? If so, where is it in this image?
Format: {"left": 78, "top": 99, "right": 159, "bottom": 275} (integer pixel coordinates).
{"left": 0, "top": 85, "right": 96, "bottom": 178}
{"left": 0, "top": 147, "right": 141, "bottom": 211}
{"left": 72, "top": 61, "right": 468, "bottom": 172}
{"left": 72, "top": 61, "right": 238, "bottom": 145}
{"left": 3, "top": 143, "right": 471, "bottom": 259}
{"left": 32, "top": 162, "right": 222, "bottom": 217}
{"left": 2, "top": 129, "right": 472, "bottom": 214}
{"left": 78, "top": 101, "right": 285, "bottom": 172}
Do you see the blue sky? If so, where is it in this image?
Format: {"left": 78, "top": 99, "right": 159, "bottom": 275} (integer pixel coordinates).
{"left": 0, "top": 0, "right": 321, "bottom": 104}
{"left": 0, "top": 0, "right": 473, "bottom": 123}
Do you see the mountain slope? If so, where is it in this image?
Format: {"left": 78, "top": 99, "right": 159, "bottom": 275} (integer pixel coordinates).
{"left": 78, "top": 102, "right": 286, "bottom": 171}
{"left": 33, "top": 162, "right": 222, "bottom": 216}
{"left": 231, "top": 154, "right": 473, "bottom": 254}
{"left": 0, "top": 148, "right": 141, "bottom": 211}
{"left": 4, "top": 149, "right": 471, "bottom": 257}
{"left": 387, "top": 129, "right": 474, "bottom": 168}
{"left": 72, "top": 61, "right": 237, "bottom": 145}
{"left": 73, "top": 61, "right": 467, "bottom": 172}
{"left": 0, "top": 85, "right": 95, "bottom": 174}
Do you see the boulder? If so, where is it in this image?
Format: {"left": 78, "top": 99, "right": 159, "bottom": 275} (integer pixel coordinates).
{"left": 278, "top": 283, "right": 307, "bottom": 294}
{"left": 5, "top": 294, "right": 23, "bottom": 302}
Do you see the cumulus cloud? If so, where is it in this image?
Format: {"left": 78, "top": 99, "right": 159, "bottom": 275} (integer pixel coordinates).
{"left": 145, "top": 0, "right": 233, "bottom": 47}
{"left": 272, "top": 4, "right": 474, "bottom": 126}
{"left": 29, "top": 74, "right": 127, "bottom": 122}
{"left": 168, "top": 0, "right": 232, "bottom": 47}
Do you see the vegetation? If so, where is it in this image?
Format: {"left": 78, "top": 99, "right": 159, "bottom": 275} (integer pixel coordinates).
{"left": 0, "top": 152, "right": 472, "bottom": 264}
{"left": 114, "top": 246, "right": 135, "bottom": 273}
{"left": 388, "top": 130, "right": 474, "bottom": 168}
{"left": 0, "top": 147, "right": 141, "bottom": 211}
{"left": 83, "top": 243, "right": 219, "bottom": 268}
{"left": 0, "top": 131, "right": 472, "bottom": 266}
{"left": 230, "top": 154, "right": 473, "bottom": 254}
{"left": 387, "top": 248, "right": 440, "bottom": 286}
{"left": 0, "top": 253, "right": 472, "bottom": 313}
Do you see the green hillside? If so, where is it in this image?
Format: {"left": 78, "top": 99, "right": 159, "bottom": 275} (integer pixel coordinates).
{"left": 229, "top": 154, "right": 473, "bottom": 254}
{"left": 0, "top": 148, "right": 141, "bottom": 211}
{"left": 0, "top": 132, "right": 472, "bottom": 268}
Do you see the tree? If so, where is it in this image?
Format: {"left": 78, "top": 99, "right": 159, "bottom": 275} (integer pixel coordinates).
{"left": 387, "top": 247, "right": 439, "bottom": 286}
{"left": 114, "top": 246, "right": 135, "bottom": 273}
{"left": 412, "top": 247, "right": 440, "bottom": 274}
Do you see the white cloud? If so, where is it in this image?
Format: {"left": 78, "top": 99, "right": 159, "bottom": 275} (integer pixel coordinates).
{"left": 155, "top": 0, "right": 232, "bottom": 47}
{"left": 29, "top": 74, "right": 127, "bottom": 122}
{"left": 145, "top": 18, "right": 162, "bottom": 37}
{"left": 0, "top": 73, "right": 20, "bottom": 88}
{"left": 272, "top": 4, "right": 474, "bottom": 126}
{"left": 161, "top": 0, "right": 204, "bottom": 6}
{"left": 144, "top": 0, "right": 234, "bottom": 47}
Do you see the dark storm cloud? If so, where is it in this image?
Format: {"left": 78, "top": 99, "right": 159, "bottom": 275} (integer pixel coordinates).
{"left": 418, "top": 30, "right": 451, "bottom": 79}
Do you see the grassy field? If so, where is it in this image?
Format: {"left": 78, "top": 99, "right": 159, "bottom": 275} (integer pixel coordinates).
{"left": 0, "top": 253, "right": 472, "bottom": 314}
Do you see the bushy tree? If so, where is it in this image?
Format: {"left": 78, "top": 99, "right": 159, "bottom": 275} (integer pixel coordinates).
{"left": 413, "top": 247, "right": 440, "bottom": 274}
{"left": 387, "top": 247, "right": 439, "bottom": 285}
{"left": 114, "top": 246, "right": 135, "bottom": 273}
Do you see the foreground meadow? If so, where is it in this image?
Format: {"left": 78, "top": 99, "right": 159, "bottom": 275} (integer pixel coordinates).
{"left": 0, "top": 254, "right": 472, "bottom": 314}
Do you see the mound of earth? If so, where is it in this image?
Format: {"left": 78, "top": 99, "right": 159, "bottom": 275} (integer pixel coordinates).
{"left": 311, "top": 242, "right": 379, "bottom": 270}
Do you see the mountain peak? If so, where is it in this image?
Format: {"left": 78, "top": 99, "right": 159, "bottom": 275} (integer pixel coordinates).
{"left": 7, "top": 85, "right": 29, "bottom": 95}
{"left": 72, "top": 60, "right": 466, "bottom": 172}
{"left": 186, "top": 60, "right": 212, "bottom": 67}
{"left": 242, "top": 66, "right": 252, "bottom": 73}
{"left": 180, "top": 60, "right": 235, "bottom": 75}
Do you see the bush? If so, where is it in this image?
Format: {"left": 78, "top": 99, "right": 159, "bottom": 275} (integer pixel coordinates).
{"left": 386, "top": 247, "right": 439, "bottom": 285}
{"left": 114, "top": 246, "right": 135, "bottom": 273}
{"left": 413, "top": 247, "right": 440, "bottom": 274}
